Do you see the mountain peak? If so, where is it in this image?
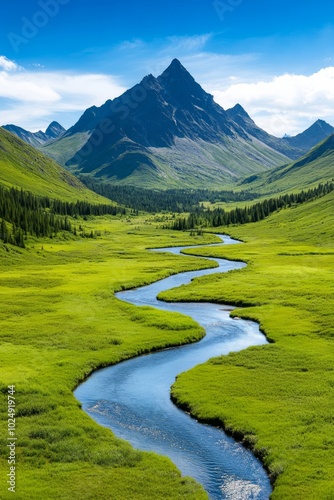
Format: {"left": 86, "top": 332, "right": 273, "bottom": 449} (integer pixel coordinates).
{"left": 3, "top": 121, "right": 65, "bottom": 147}
{"left": 304, "top": 119, "right": 334, "bottom": 133}
{"left": 158, "top": 58, "right": 194, "bottom": 83}
{"left": 45, "top": 121, "right": 66, "bottom": 139}
{"left": 169, "top": 58, "right": 185, "bottom": 70}
{"left": 47, "top": 120, "right": 63, "bottom": 129}
{"left": 227, "top": 103, "right": 251, "bottom": 119}
{"left": 315, "top": 118, "right": 329, "bottom": 124}
{"left": 312, "top": 119, "right": 333, "bottom": 132}
{"left": 283, "top": 119, "right": 334, "bottom": 151}
{"left": 157, "top": 58, "right": 215, "bottom": 109}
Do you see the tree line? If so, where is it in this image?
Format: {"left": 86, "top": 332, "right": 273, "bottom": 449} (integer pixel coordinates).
{"left": 0, "top": 185, "right": 126, "bottom": 248}
{"left": 81, "top": 178, "right": 259, "bottom": 213}
{"left": 166, "top": 182, "right": 334, "bottom": 231}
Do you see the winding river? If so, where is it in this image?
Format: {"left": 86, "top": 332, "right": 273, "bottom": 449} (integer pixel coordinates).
{"left": 75, "top": 235, "right": 272, "bottom": 499}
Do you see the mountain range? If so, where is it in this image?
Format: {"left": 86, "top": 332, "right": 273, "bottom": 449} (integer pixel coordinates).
{"left": 35, "top": 59, "right": 332, "bottom": 189}
{"left": 225, "top": 106, "right": 334, "bottom": 159}
{"left": 2, "top": 59, "right": 334, "bottom": 190}
{"left": 3, "top": 121, "right": 65, "bottom": 148}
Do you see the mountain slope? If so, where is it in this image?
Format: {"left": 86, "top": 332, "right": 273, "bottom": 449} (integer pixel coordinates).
{"left": 282, "top": 119, "right": 334, "bottom": 151}
{"left": 3, "top": 121, "right": 65, "bottom": 148}
{"left": 0, "top": 127, "right": 109, "bottom": 202}
{"left": 226, "top": 104, "right": 305, "bottom": 159}
{"left": 226, "top": 106, "right": 334, "bottom": 160}
{"left": 240, "top": 133, "right": 334, "bottom": 194}
{"left": 43, "top": 59, "right": 291, "bottom": 189}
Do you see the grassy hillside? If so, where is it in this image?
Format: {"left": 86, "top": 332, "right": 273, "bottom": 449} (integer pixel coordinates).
{"left": 41, "top": 132, "right": 91, "bottom": 167}
{"left": 44, "top": 133, "right": 290, "bottom": 190}
{"left": 0, "top": 128, "right": 108, "bottom": 203}
{"left": 240, "top": 133, "right": 334, "bottom": 195}
{"left": 159, "top": 191, "right": 334, "bottom": 499}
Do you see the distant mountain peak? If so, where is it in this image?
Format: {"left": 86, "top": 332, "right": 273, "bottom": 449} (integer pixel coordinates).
{"left": 312, "top": 119, "right": 334, "bottom": 133}
{"left": 45, "top": 121, "right": 65, "bottom": 139}
{"left": 3, "top": 121, "right": 65, "bottom": 147}
{"left": 156, "top": 58, "right": 214, "bottom": 110}
{"left": 282, "top": 119, "right": 334, "bottom": 152}
{"left": 227, "top": 103, "right": 251, "bottom": 119}
{"left": 315, "top": 119, "right": 327, "bottom": 125}
{"left": 47, "top": 120, "right": 63, "bottom": 129}
{"left": 42, "top": 59, "right": 334, "bottom": 189}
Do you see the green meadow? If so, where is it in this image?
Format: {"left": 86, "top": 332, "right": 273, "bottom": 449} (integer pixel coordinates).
{"left": 159, "top": 191, "right": 334, "bottom": 499}
{"left": 1, "top": 187, "right": 334, "bottom": 499}
{"left": 0, "top": 217, "right": 219, "bottom": 499}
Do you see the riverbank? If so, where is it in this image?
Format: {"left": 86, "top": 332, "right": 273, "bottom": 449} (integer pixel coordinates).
{"left": 0, "top": 219, "right": 218, "bottom": 499}
{"left": 75, "top": 236, "right": 271, "bottom": 499}
{"left": 163, "top": 191, "right": 334, "bottom": 499}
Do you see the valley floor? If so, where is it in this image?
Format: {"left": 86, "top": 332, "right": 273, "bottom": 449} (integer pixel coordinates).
{"left": 1, "top": 191, "right": 334, "bottom": 499}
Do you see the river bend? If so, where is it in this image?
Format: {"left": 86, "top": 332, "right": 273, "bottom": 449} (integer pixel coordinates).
{"left": 75, "top": 235, "right": 272, "bottom": 499}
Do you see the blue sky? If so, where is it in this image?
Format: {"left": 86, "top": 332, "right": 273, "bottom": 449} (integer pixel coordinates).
{"left": 1, "top": 0, "right": 334, "bottom": 135}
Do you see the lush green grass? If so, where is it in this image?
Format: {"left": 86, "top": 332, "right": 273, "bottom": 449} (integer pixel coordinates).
{"left": 240, "top": 134, "right": 334, "bottom": 195}
{"left": 159, "top": 191, "right": 334, "bottom": 499}
{"left": 0, "top": 128, "right": 109, "bottom": 203}
{"left": 2, "top": 181, "right": 334, "bottom": 498}
{"left": 0, "top": 218, "right": 220, "bottom": 499}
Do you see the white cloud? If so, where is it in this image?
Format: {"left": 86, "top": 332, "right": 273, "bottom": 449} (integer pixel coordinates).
{"left": 0, "top": 71, "right": 61, "bottom": 102}
{"left": 0, "top": 56, "right": 20, "bottom": 72}
{"left": 0, "top": 59, "right": 126, "bottom": 131}
{"left": 209, "top": 67, "right": 334, "bottom": 136}
{"left": 163, "top": 34, "right": 212, "bottom": 54}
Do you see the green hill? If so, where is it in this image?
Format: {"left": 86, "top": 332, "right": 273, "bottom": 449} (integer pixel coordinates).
{"left": 240, "top": 133, "right": 334, "bottom": 194}
{"left": 0, "top": 127, "right": 109, "bottom": 203}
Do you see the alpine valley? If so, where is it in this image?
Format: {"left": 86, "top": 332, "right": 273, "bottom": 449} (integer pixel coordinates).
{"left": 1, "top": 55, "right": 334, "bottom": 500}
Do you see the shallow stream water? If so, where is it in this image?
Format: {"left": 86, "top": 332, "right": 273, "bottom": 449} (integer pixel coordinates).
{"left": 75, "top": 235, "right": 272, "bottom": 499}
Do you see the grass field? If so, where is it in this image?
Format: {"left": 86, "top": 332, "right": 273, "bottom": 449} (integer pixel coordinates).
{"left": 159, "top": 191, "right": 334, "bottom": 499}
{"left": 0, "top": 216, "right": 220, "bottom": 499}
{"left": 1, "top": 187, "right": 334, "bottom": 499}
